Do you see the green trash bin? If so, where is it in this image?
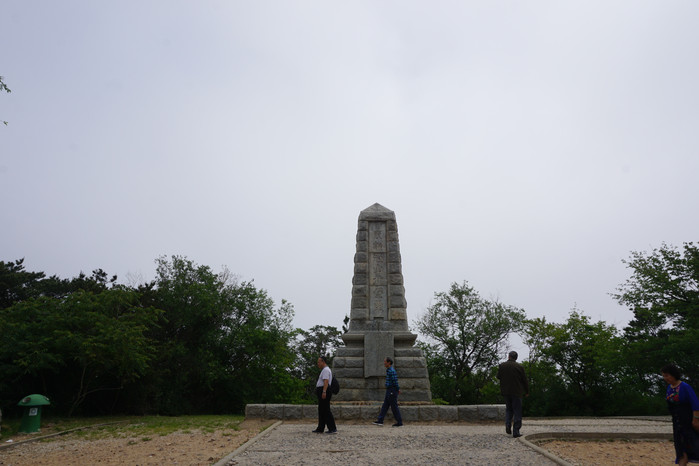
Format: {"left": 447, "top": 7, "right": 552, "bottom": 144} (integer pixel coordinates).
{"left": 17, "top": 394, "right": 50, "bottom": 433}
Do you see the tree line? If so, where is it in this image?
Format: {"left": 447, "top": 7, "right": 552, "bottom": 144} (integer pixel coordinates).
{"left": 0, "top": 256, "right": 341, "bottom": 417}
{"left": 1, "top": 242, "right": 696, "bottom": 418}
{"left": 417, "top": 242, "right": 698, "bottom": 416}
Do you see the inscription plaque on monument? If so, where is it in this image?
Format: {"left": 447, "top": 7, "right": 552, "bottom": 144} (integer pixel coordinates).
{"left": 332, "top": 203, "right": 432, "bottom": 402}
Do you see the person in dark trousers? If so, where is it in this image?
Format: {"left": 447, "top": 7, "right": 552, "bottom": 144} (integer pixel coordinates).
{"left": 662, "top": 364, "right": 699, "bottom": 465}
{"left": 497, "top": 351, "right": 529, "bottom": 438}
{"left": 373, "top": 357, "right": 403, "bottom": 427}
{"left": 312, "top": 356, "right": 337, "bottom": 434}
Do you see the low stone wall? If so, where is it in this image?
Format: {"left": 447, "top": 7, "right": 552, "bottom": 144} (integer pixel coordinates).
{"left": 245, "top": 404, "right": 505, "bottom": 422}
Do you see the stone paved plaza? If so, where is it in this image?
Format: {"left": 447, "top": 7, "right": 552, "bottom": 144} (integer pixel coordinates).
{"left": 218, "top": 417, "right": 672, "bottom": 465}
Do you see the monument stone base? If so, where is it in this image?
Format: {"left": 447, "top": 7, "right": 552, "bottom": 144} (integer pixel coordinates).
{"left": 245, "top": 403, "right": 505, "bottom": 422}
{"left": 333, "top": 333, "right": 432, "bottom": 402}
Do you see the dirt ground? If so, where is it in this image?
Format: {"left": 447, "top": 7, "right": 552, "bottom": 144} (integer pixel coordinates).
{"left": 0, "top": 419, "right": 273, "bottom": 466}
{"left": 0, "top": 422, "right": 674, "bottom": 466}
{"left": 537, "top": 438, "right": 674, "bottom": 465}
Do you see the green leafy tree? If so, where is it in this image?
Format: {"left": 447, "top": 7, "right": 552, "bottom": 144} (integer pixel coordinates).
{"left": 0, "top": 259, "right": 117, "bottom": 309}
{"left": 62, "top": 289, "right": 161, "bottom": 415}
{"left": 0, "top": 297, "right": 64, "bottom": 393}
{"left": 143, "top": 256, "right": 238, "bottom": 413}
{"left": 0, "top": 259, "right": 46, "bottom": 308}
{"left": 142, "top": 256, "right": 303, "bottom": 414}
{"left": 613, "top": 242, "right": 699, "bottom": 388}
{"left": 0, "top": 288, "right": 161, "bottom": 416}
{"left": 522, "top": 310, "right": 647, "bottom": 415}
{"left": 536, "top": 311, "right": 620, "bottom": 395}
{"left": 415, "top": 281, "right": 525, "bottom": 404}
{"left": 220, "top": 290, "right": 303, "bottom": 409}
{"left": 519, "top": 316, "right": 564, "bottom": 415}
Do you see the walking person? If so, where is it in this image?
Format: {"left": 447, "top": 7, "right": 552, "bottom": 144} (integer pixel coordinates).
{"left": 312, "top": 356, "right": 337, "bottom": 434}
{"left": 661, "top": 364, "right": 699, "bottom": 465}
{"left": 373, "top": 357, "right": 403, "bottom": 427}
{"left": 497, "top": 351, "right": 529, "bottom": 438}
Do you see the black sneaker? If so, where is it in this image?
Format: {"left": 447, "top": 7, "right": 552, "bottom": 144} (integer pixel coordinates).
{"left": 312, "top": 429, "right": 323, "bottom": 433}
{"left": 506, "top": 425, "right": 512, "bottom": 434}
{"left": 392, "top": 423, "right": 403, "bottom": 427}
{"left": 372, "top": 421, "right": 384, "bottom": 426}
{"left": 326, "top": 429, "right": 338, "bottom": 434}
{"left": 513, "top": 432, "right": 522, "bottom": 438}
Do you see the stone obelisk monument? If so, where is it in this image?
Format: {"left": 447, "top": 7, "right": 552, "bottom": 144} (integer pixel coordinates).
{"left": 332, "top": 203, "right": 432, "bottom": 402}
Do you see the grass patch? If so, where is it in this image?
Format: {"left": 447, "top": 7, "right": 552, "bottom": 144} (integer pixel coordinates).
{"left": 1, "top": 415, "right": 245, "bottom": 442}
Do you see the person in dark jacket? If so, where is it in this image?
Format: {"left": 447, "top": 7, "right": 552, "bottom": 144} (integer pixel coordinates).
{"left": 497, "top": 351, "right": 529, "bottom": 438}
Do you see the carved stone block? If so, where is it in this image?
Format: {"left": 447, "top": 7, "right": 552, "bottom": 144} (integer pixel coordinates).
{"left": 419, "top": 405, "right": 440, "bottom": 421}
{"left": 284, "top": 405, "right": 303, "bottom": 419}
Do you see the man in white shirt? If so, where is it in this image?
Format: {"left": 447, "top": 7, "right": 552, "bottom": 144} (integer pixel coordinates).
{"left": 312, "top": 356, "right": 337, "bottom": 434}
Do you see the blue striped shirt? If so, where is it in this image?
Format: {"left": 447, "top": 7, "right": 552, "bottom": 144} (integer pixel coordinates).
{"left": 385, "top": 365, "right": 399, "bottom": 390}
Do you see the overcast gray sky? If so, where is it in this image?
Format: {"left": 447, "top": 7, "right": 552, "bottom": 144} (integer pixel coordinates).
{"left": 2, "top": 2, "right": 698, "bottom": 346}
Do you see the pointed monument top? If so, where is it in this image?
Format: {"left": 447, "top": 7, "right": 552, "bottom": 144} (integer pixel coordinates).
{"left": 359, "top": 203, "right": 396, "bottom": 221}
